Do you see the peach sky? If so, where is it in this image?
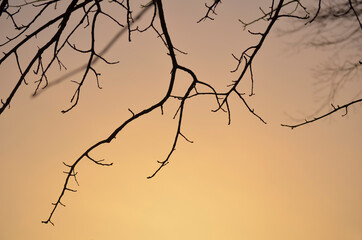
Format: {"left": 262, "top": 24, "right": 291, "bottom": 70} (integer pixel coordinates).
{"left": 0, "top": 0, "right": 361, "bottom": 239}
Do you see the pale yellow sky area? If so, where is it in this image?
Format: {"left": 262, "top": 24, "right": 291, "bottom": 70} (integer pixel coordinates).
{"left": 0, "top": 1, "right": 361, "bottom": 239}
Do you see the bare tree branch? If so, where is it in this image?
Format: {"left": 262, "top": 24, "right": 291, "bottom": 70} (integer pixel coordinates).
{"left": 281, "top": 98, "right": 362, "bottom": 129}
{"left": 0, "top": 0, "right": 360, "bottom": 225}
{"left": 197, "top": 0, "right": 222, "bottom": 23}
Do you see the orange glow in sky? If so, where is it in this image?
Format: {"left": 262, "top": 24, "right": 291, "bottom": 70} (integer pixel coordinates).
{"left": 0, "top": 1, "right": 361, "bottom": 239}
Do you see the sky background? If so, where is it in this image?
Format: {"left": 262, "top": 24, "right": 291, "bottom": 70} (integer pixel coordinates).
{"left": 0, "top": 0, "right": 361, "bottom": 239}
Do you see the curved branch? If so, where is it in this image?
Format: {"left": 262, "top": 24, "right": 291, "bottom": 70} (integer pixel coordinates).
{"left": 281, "top": 98, "right": 362, "bottom": 129}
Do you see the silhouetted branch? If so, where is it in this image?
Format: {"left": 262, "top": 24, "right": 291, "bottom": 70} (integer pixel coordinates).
{"left": 0, "top": 0, "right": 96, "bottom": 115}
{"left": 348, "top": 0, "right": 362, "bottom": 28}
{"left": 42, "top": 0, "right": 183, "bottom": 224}
{"left": 197, "top": 0, "right": 222, "bottom": 23}
{"left": 0, "top": 0, "right": 8, "bottom": 17}
{"left": 239, "top": 0, "right": 308, "bottom": 30}
{"left": 0, "top": 0, "right": 359, "bottom": 225}
{"left": 33, "top": 3, "right": 152, "bottom": 98}
{"left": 235, "top": 90, "right": 266, "bottom": 124}
{"left": 307, "top": 0, "right": 321, "bottom": 24}
{"left": 61, "top": 0, "right": 102, "bottom": 113}
{"left": 281, "top": 98, "right": 362, "bottom": 129}
{"left": 42, "top": 59, "right": 177, "bottom": 224}
{"left": 277, "top": 0, "right": 361, "bottom": 124}
{"left": 212, "top": 0, "right": 287, "bottom": 123}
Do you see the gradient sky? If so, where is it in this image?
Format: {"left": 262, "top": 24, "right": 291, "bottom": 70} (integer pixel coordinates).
{"left": 0, "top": 0, "right": 361, "bottom": 239}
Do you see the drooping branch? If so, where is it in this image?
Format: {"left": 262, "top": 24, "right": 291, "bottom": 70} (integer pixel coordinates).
{"left": 42, "top": 0, "right": 185, "bottom": 224}
{"left": 147, "top": 0, "right": 192, "bottom": 178}
{"left": 147, "top": 76, "right": 195, "bottom": 179}
{"left": 0, "top": 0, "right": 356, "bottom": 226}
{"left": 211, "top": 0, "right": 289, "bottom": 124}
{"left": 61, "top": 0, "right": 106, "bottom": 113}
{"left": 42, "top": 52, "right": 178, "bottom": 225}
{"left": 281, "top": 98, "right": 362, "bottom": 129}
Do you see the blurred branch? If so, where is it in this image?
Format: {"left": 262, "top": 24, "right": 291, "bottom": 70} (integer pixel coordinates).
{"left": 278, "top": 0, "right": 362, "bottom": 126}
{"left": 0, "top": 0, "right": 8, "bottom": 17}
